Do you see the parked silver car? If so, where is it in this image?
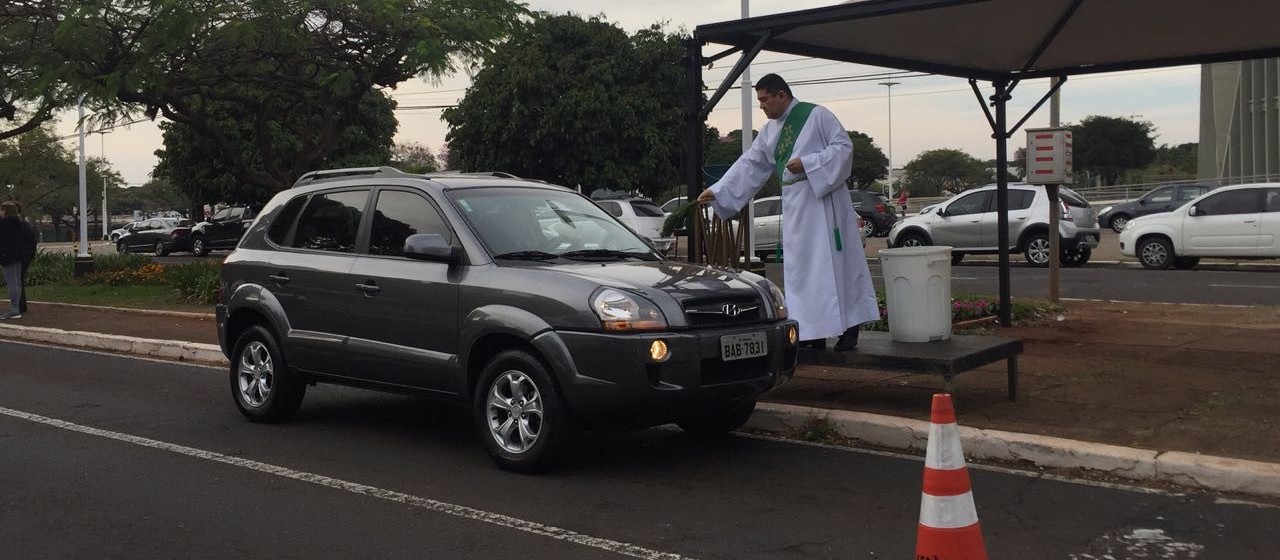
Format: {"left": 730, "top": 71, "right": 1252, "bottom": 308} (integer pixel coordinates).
{"left": 887, "top": 183, "right": 1101, "bottom": 266}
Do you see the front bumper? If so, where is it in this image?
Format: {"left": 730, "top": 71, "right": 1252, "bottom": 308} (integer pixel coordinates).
{"left": 544, "top": 320, "right": 799, "bottom": 429}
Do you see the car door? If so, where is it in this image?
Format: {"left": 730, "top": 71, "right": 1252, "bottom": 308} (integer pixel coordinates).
{"left": 986, "top": 189, "right": 1036, "bottom": 249}
{"left": 345, "top": 188, "right": 462, "bottom": 394}
{"left": 1259, "top": 188, "right": 1280, "bottom": 257}
{"left": 1181, "top": 188, "right": 1262, "bottom": 257}
{"left": 933, "top": 190, "right": 992, "bottom": 249}
{"left": 1135, "top": 187, "right": 1175, "bottom": 218}
{"left": 127, "top": 219, "right": 162, "bottom": 251}
{"left": 268, "top": 189, "right": 370, "bottom": 375}
{"left": 752, "top": 198, "right": 782, "bottom": 252}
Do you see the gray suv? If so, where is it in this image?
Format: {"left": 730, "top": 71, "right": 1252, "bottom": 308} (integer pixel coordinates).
{"left": 216, "top": 167, "right": 798, "bottom": 472}
{"left": 887, "top": 183, "right": 1100, "bottom": 266}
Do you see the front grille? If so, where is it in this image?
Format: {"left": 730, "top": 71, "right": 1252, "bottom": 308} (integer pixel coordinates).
{"left": 700, "top": 356, "right": 770, "bottom": 386}
{"left": 682, "top": 296, "right": 764, "bottom": 327}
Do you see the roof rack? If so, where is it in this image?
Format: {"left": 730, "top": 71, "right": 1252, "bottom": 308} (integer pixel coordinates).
{"left": 292, "top": 166, "right": 411, "bottom": 187}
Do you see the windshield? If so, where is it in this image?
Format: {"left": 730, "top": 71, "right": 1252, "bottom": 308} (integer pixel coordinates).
{"left": 449, "top": 187, "right": 656, "bottom": 260}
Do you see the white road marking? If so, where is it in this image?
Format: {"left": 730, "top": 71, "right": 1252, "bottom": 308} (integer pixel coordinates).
{"left": 1209, "top": 284, "right": 1280, "bottom": 290}
{"left": 0, "top": 406, "right": 697, "bottom": 560}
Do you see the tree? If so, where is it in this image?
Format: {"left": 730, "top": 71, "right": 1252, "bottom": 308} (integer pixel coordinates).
{"left": 443, "top": 15, "right": 697, "bottom": 199}
{"left": 847, "top": 130, "right": 888, "bottom": 189}
{"left": 0, "top": 3, "right": 85, "bottom": 142}
{"left": 53, "top": 0, "right": 524, "bottom": 195}
{"left": 0, "top": 124, "right": 117, "bottom": 237}
{"left": 1071, "top": 115, "right": 1157, "bottom": 185}
{"left": 110, "top": 179, "right": 189, "bottom": 215}
{"left": 153, "top": 89, "right": 398, "bottom": 216}
{"left": 391, "top": 142, "right": 439, "bottom": 174}
{"left": 900, "top": 149, "right": 991, "bottom": 196}
{"left": 1143, "top": 142, "right": 1197, "bottom": 179}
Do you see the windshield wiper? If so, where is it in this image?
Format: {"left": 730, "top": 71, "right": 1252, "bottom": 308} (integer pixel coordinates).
{"left": 560, "top": 249, "right": 656, "bottom": 261}
{"left": 492, "top": 250, "right": 560, "bottom": 261}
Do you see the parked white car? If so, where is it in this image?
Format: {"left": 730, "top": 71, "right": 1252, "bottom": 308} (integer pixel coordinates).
{"left": 660, "top": 196, "right": 687, "bottom": 218}
{"left": 595, "top": 197, "right": 676, "bottom": 253}
{"left": 107, "top": 221, "right": 139, "bottom": 242}
{"left": 1119, "top": 183, "right": 1280, "bottom": 269}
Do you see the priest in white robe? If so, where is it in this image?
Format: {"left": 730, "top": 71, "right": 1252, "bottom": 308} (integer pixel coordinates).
{"left": 698, "top": 73, "right": 879, "bottom": 350}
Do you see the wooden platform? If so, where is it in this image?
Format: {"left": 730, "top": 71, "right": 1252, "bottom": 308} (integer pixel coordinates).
{"left": 797, "top": 331, "right": 1023, "bottom": 400}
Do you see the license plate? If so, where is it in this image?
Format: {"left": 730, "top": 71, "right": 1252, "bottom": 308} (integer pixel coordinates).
{"left": 721, "top": 332, "right": 768, "bottom": 361}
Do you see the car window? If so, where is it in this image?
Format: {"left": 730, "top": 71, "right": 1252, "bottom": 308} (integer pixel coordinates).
{"left": 945, "top": 191, "right": 992, "bottom": 216}
{"left": 290, "top": 190, "right": 369, "bottom": 253}
{"left": 147, "top": 219, "right": 164, "bottom": 229}
{"left": 1178, "top": 186, "right": 1207, "bottom": 201}
{"left": 598, "top": 201, "right": 623, "bottom": 217}
{"left": 212, "top": 208, "right": 231, "bottom": 221}
{"left": 1264, "top": 189, "right": 1280, "bottom": 213}
{"left": 661, "top": 198, "right": 685, "bottom": 213}
{"left": 1196, "top": 189, "right": 1261, "bottom": 216}
{"left": 630, "top": 201, "right": 664, "bottom": 217}
{"left": 451, "top": 188, "right": 650, "bottom": 257}
{"left": 762, "top": 199, "right": 783, "bottom": 217}
{"left": 1147, "top": 188, "right": 1173, "bottom": 203}
{"left": 1009, "top": 190, "right": 1035, "bottom": 211}
{"left": 267, "top": 195, "right": 309, "bottom": 245}
{"left": 228, "top": 207, "right": 245, "bottom": 220}
{"left": 368, "top": 190, "right": 452, "bottom": 257}
{"left": 1058, "top": 188, "right": 1090, "bottom": 208}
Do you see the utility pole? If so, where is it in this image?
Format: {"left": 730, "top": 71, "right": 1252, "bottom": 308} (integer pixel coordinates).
{"left": 741, "top": 0, "right": 755, "bottom": 269}
{"left": 1048, "top": 78, "right": 1062, "bottom": 303}
{"left": 99, "top": 130, "right": 112, "bottom": 241}
{"left": 878, "top": 81, "right": 900, "bottom": 197}
{"left": 74, "top": 96, "right": 93, "bottom": 276}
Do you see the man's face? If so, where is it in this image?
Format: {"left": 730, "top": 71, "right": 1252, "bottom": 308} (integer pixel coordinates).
{"left": 757, "top": 88, "right": 790, "bottom": 120}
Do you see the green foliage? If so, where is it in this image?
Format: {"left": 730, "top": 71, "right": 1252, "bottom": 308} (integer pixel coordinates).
{"left": 900, "top": 149, "right": 992, "bottom": 197}
{"left": 164, "top": 262, "right": 221, "bottom": 304}
{"left": 444, "top": 15, "right": 696, "bottom": 199}
{"left": 0, "top": 125, "right": 119, "bottom": 228}
{"left": 1071, "top": 115, "right": 1157, "bottom": 185}
{"left": 1142, "top": 142, "right": 1198, "bottom": 179}
{"left": 391, "top": 141, "right": 440, "bottom": 174}
{"left": 22, "top": 250, "right": 73, "bottom": 287}
{"left": 661, "top": 201, "right": 696, "bottom": 237}
{"left": 93, "top": 252, "right": 153, "bottom": 273}
{"left": 847, "top": 131, "right": 889, "bottom": 189}
{"left": 0, "top": 5, "right": 83, "bottom": 141}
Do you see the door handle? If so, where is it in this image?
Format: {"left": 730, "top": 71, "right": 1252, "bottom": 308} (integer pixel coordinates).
{"left": 267, "top": 274, "right": 290, "bottom": 284}
{"left": 1244, "top": 220, "right": 1257, "bottom": 224}
{"left": 356, "top": 282, "right": 381, "bottom": 294}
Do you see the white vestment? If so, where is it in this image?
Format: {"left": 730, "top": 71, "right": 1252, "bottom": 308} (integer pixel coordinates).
{"left": 709, "top": 99, "right": 880, "bottom": 340}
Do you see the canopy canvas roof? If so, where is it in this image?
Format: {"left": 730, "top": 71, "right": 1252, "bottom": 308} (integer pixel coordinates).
{"left": 685, "top": 0, "right": 1280, "bottom": 324}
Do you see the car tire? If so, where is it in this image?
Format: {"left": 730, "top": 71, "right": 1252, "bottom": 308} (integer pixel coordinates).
{"left": 859, "top": 217, "right": 875, "bottom": 237}
{"left": 1173, "top": 256, "right": 1200, "bottom": 270}
{"left": 1109, "top": 214, "right": 1131, "bottom": 233}
{"left": 154, "top": 240, "right": 169, "bottom": 257}
{"left": 230, "top": 325, "right": 306, "bottom": 423}
{"left": 951, "top": 253, "right": 965, "bottom": 266}
{"left": 677, "top": 398, "right": 757, "bottom": 437}
{"left": 474, "top": 349, "right": 572, "bottom": 473}
{"left": 192, "top": 236, "right": 210, "bottom": 256}
{"left": 897, "top": 231, "right": 928, "bottom": 248}
{"left": 1137, "top": 237, "right": 1174, "bottom": 269}
{"left": 1062, "top": 246, "right": 1091, "bottom": 267}
{"left": 1022, "top": 232, "right": 1052, "bottom": 267}
{"left": 116, "top": 241, "right": 128, "bottom": 254}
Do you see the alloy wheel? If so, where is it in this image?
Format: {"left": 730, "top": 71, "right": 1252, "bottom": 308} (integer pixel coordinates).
{"left": 1026, "top": 237, "right": 1051, "bottom": 265}
{"left": 1140, "top": 240, "right": 1170, "bottom": 268}
{"left": 237, "top": 341, "right": 273, "bottom": 408}
{"left": 486, "top": 370, "right": 544, "bottom": 454}
{"left": 1110, "top": 216, "right": 1129, "bottom": 233}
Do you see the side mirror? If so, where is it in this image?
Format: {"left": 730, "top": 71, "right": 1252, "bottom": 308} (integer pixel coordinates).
{"left": 404, "top": 233, "right": 459, "bottom": 263}
{"left": 1138, "top": 198, "right": 1147, "bottom": 205}
{"left": 937, "top": 207, "right": 950, "bottom": 217}
{"left": 1187, "top": 205, "right": 1198, "bottom": 217}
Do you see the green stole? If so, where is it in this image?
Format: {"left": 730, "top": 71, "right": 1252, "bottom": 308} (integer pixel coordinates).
{"left": 771, "top": 101, "right": 842, "bottom": 254}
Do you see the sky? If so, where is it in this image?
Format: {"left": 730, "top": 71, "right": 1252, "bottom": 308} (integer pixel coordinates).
{"left": 53, "top": 0, "right": 1201, "bottom": 187}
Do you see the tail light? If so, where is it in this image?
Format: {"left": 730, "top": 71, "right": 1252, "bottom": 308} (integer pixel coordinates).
{"left": 1060, "top": 201, "right": 1073, "bottom": 220}
{"left": 875, "top": 203, "right": 888, "bottom": 213}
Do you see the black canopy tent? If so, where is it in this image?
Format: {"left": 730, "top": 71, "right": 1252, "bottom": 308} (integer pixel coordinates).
{"left": 685, "top": 0, "right": 1280, "bottom": 325}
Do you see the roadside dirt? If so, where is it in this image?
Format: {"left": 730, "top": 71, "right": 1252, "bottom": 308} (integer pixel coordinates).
{"left": 13, "top": 299, "right": 1280, "bottom": 463}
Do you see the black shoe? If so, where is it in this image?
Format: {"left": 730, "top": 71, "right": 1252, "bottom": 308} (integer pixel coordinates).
{"left": 799, "top": 339, "right": 827, "bottom": 349}
{"left": 833, "top": 328, "right": 860, "bottom": 351}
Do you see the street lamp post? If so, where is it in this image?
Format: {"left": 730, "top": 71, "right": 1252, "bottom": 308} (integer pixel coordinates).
{"left": 98, "top": 130, "right": 112, "bottom": 240}
{"left": 878, "top": 81, "right": 900, "bottom": 198}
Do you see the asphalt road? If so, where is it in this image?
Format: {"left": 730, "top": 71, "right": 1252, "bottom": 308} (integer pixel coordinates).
{"left": 867, "top": 262, "right": 1280, "bottom": 306}
{"left": 1, "top": 341, "right": 1276, "bottom": 559}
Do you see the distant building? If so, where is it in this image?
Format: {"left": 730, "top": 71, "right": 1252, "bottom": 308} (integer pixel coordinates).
{"left": 1199, "top": 59, "right": 1280, "bottom": 183}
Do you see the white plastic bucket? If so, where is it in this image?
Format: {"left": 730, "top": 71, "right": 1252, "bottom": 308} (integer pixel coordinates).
{"left": 879, "top": 246, "right": 953, "bottom": 343}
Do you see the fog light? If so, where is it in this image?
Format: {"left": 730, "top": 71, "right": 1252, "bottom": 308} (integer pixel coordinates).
{"left": 787, "top": 326, "right": 798, "bottom": 345}
{"left": 649, "top": 340, "right": 670, "bottom": 362}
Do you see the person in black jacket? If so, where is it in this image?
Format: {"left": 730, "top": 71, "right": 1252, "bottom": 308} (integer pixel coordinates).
{"left": 0, "top": 201, "right": 36, "bottom": 319}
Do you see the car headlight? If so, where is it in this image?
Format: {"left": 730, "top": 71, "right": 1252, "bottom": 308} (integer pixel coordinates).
{"left": 766, "top": 281, "right": 788, "bottom": 320}
{"left": 1099, "top": 205, "right": 1113, "bottom": 215}
{"left": 590, "top": 287, "right": 667, "bottom": 331}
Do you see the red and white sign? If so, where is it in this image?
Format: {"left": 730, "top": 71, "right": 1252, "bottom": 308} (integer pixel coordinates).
{"left": 1025, "top": 127, "right": 1073, "bottom": 184}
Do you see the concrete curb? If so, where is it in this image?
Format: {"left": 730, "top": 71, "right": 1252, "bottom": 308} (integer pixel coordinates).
{"left": 0, "top": 324, "right": 226, "bottom": 365}
{"left": 747, "top": 402, "right": 1280, "bottom": 498}
{"left": 31, "top": 301, "right": 216, "bottom": 320}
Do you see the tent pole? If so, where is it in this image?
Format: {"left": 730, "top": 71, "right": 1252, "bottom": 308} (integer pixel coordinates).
{"left": 993, "top": 80, "right": 1012, "bottom": 326}
{"left": 684, "top": 37, "right": 705, "bottom": 263}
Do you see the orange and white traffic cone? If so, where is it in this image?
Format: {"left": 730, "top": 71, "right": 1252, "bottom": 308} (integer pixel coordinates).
{"left": 915, "top": 393, "right": 988, "bottom": 560}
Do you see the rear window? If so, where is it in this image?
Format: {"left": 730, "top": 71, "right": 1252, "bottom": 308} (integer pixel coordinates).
{"left": 268, "top": 196, "right": 309, "bottom": 245}
{"left": 1059, "top": 188, "right": 1090, "bottom": 208}
{"left": 630, "top": 201, "right": 664, "bottom": 217}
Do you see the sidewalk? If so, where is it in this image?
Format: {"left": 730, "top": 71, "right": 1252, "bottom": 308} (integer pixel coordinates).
{"left": 3, "top": 299, "right": 1279, "bottom": 497}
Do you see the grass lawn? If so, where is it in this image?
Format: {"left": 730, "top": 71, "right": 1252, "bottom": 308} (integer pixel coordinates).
{"left": 28, "top": 284, "right": 214, "bottom": 314}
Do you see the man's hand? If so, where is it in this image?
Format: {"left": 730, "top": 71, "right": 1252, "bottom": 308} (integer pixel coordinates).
{"left": 697, "top": 188, "right": 716, "bottom": 203}
{"left": 785, "top": 157, "right": 804, "bottom": 174}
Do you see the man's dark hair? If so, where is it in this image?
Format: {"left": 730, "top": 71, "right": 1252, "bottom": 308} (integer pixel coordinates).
{"left": 754, "top": 73, "right": 792, "bottom": 97}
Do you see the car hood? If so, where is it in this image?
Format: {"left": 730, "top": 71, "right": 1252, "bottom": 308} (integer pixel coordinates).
{"left": 548, "top": 260, "right": 765, "bottom": 304}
